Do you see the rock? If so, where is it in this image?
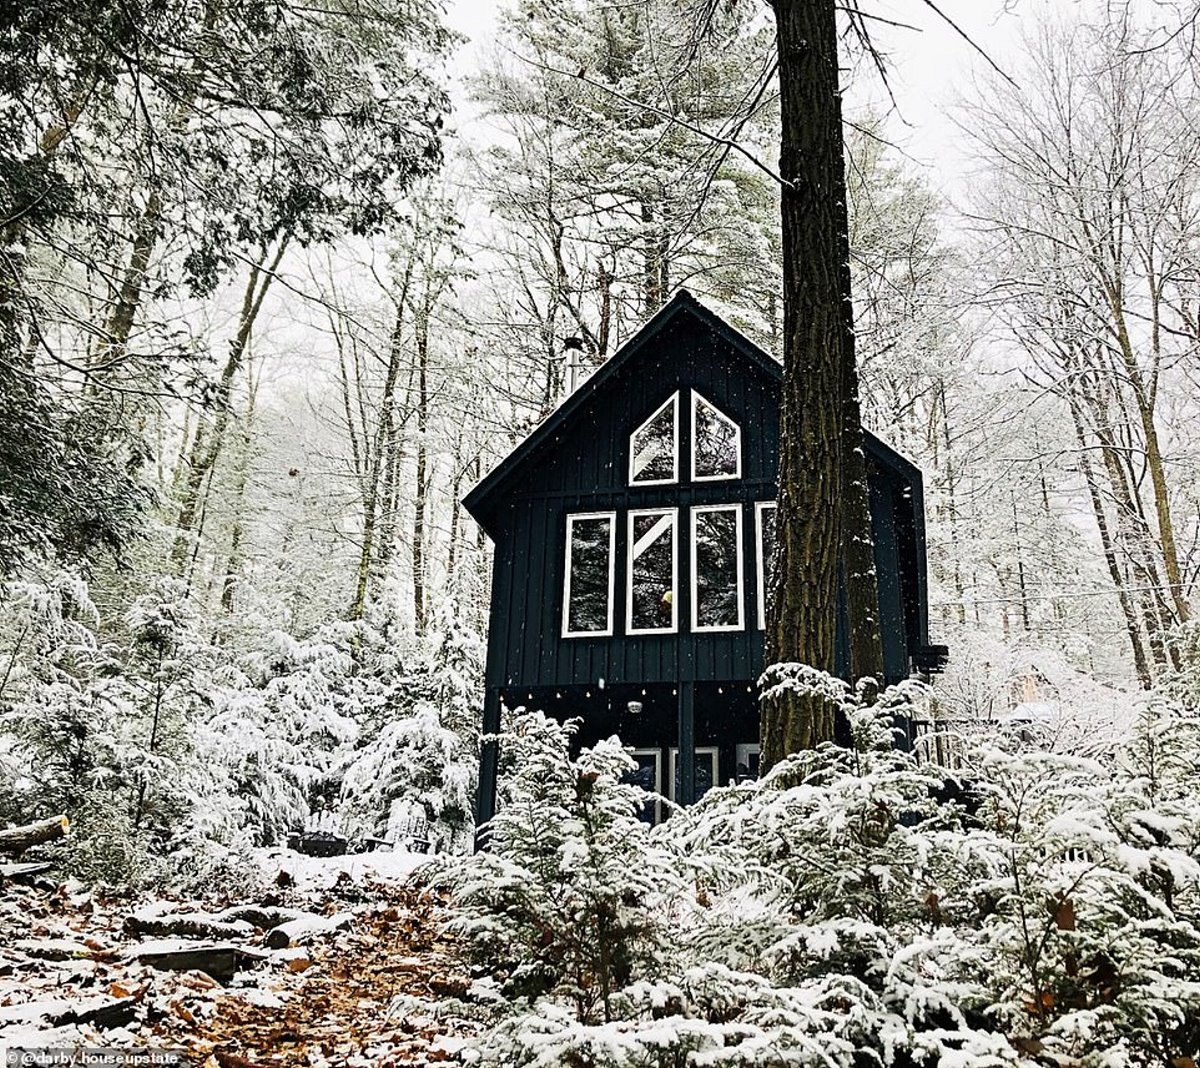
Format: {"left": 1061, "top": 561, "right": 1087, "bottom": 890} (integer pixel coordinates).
{"left": 127, "top": 940, "right": 267, "bottom": 984}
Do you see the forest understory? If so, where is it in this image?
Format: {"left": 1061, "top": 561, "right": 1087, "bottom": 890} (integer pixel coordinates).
{"left": 4, "top": 0, "right": 1200, "bottom": 1063}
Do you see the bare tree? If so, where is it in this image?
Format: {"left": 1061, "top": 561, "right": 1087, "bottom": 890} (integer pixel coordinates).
{"left": 964, "top": 9, "right": 1200, "bottom": 684}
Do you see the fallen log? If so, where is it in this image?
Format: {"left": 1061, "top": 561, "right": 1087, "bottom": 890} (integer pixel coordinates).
{"left": 214, "top": 904, "right": 305, "bottom": 930}
{"left": 15, "top": 938, "right": 95, "bottom": 961}
{"left": 124, "top": 910, "right": 253, "bottom": 941}
{"left": 54, "top": 996, "right": 139, "bottom": 1031}
{"left": 0, "top": 815, "right": 69, "bottom": 856}
{"left": 0, "top": 860, "right": 54, "bottom": 883}
{"left": 264, "top": 912, "right": 353, "bottom": 949}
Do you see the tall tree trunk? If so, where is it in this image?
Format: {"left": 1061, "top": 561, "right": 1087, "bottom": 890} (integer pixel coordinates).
{"left": 1087, "top": 386, "right": 1180, "bottom": 664}
{"left": 1068, "top": 397, "right": 1153, "bottom": 687}
{"left": 170, "top": 405, "right": 193, "bottom": 492}
{"left": 373, "top": 376, "right": 409, "bottom": 579}
{"left": 935, "top": 382, "right": 967, "bottom": 626}
{"left": 412, "top": 309, "right": 430, "bottom": 636}
{"left": 1010, "top": 494, "right": 1031, "bottom": 632}
{"left": 1108, "top": 302, "right": 1190, "bottom": 624}
{"left": 446, "top": 430, "right": 466, "bottom": 591}
{"left": 95, "top": 193, "right": 163, "bottom": 370}
{"left": 834, "top": 97, "right": 883, "bottom": 683}
{"left": 597, "top": 265, "right": 613, "bottom": 359}
{"left": 761, "top": 0, "right": 845, "bottom": 769}
{"left": 172, "top": 233, "right": 290, "bottom": 569}
{"left": 220, "top": 369, "right": 259, "bottom": 615}
{"left": 641, "top": 202, "right": 664, "bottom": 314}
{"left": 350, "top": 308, "right": 407, "bottom": 621}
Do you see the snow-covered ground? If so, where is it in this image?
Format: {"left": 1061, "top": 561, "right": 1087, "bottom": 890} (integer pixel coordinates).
{"left": 0, "top": 848, "right": 474, "bottom": 1064}
{"left": 260, "top": 847, "right": 434, "bottom": 896}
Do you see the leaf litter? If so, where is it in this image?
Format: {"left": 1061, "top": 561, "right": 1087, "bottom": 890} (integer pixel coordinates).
{"left": 0, "top": 852, "right": 478, "bottom": 1065}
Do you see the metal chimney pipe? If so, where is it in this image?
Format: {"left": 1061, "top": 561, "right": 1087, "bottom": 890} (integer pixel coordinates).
{"left": 563, "top": 336, "right": 584, "bottom": 395}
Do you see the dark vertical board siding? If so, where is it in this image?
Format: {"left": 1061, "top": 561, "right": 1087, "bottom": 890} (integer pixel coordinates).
{"left": 894, "top": 483, "right": 924, "bottom": 655}
{"left": 906, "top": 471, "right": 932, "bottom": 647}
{"left": 476, "top": 301, "right": 930, "bottom": 695}
{"left": 484, "top": 524, "right": 510, "bottom": 689}
{"left": 870, "top": 476, "right": 908, "bottom": 681}
{"left": 503, "top": 505, "right": 520, "bottom": 687}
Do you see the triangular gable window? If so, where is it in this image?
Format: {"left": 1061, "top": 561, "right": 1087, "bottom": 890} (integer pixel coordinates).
{"left": 629, "top": 392, "right": 679, "bottom": 485}
{"left": 691, "top": 391, "right": 741, "bottom": 480}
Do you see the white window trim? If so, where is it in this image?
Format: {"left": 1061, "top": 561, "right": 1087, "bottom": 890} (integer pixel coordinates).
{"left": 690, "top": 390, "right": 742, "bottom": 482}
{"left": 690, "top": 504, "right": 745, "bottom": 633}
{"left": 627, "top": 508, "right": 678, "bottom": 635}
{"left": 628, "top": 391, "right": 679, "bottom": 486}
{"left": 755, "top": 501, "right": 777, "bottom": 631}
{"left": 668, "top": 746, "right": 720, "bottom": 802}
{"left": 562, "top": 511, "right": 616, "bottom": 638}
{"left": 735, "top": 743, "right": 760, "bottom": 779}
{"left": 628, "top": 747, "right": 663, "bottom": 823}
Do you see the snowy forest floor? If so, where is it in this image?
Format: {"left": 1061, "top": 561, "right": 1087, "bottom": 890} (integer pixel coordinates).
{"left": 0, "top": 851, "right": 478, "bottom": 1065}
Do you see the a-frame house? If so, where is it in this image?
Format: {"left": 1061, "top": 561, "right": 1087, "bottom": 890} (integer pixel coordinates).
{"left": 464, "top": 291, "right": 946, "bottom": 825}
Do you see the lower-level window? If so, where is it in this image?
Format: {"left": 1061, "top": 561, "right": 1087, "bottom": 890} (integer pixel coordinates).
{"left": 563, "top": 512, "right": 615, "bottom": 637}
{"left": 735, "top": 742, "right": 760, "bottom": 782}
{"left": 691, "top": 505, "right": 744, "bottom": 631}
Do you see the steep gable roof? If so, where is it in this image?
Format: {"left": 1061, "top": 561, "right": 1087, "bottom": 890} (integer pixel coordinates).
{"left": 463, "top": 290, "right": 921, "bottom": 535}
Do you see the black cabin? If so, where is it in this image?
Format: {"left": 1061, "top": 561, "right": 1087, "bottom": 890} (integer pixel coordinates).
{"left": 464, "top": 292, "right": 945, "bottom": 825}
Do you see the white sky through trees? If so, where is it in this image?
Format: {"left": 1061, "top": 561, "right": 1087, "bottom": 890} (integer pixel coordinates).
{"left": 443, "top": 0, "right": 1080, "bottom": 199}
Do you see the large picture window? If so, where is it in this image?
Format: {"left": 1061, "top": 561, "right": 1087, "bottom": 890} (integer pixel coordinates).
{"left": 628, "top": 509, "right": 677, "bottom": 634}
{"left": 691, "top": 391, "right": 741, "bottom": 481}
{"left": 629, "top": 393, "right": 678, "bottom": 485}
{"left": 755, "top": 501, "right": 777, "bottom": 630}
{"left": 691, "top": 505, "right": 744, "bottom": 631}
{"left": 563, "top": 512, "right": 615, "bottom": 637}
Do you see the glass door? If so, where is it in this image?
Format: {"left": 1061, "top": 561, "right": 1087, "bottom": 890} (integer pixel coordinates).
{"left": 623, "top": 748, "right": 663, "bottom": 824}
{"left": 668, "top": 747, "right": 719, "bottom": 803}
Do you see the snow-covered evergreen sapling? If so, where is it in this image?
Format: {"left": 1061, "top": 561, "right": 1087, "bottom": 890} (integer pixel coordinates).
{"left": 338, "top": 594, "right": 479, "bottom": 853}
{"left": 441, "top": 712, "right": 686, "bottom": 1025}
{"left": 450, "top": 676, "right": 1200, "bottom": 1067}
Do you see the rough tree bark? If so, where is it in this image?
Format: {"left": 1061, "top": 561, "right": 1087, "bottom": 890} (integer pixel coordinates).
{"left": 411, "top": 307, "right": 430, "bottom": 635}
{"left": 833, "top": 98, "right": 884, "bottom": 685}
{"left": 761, "top": 0, "right": 846, "bottom": 770}
{"left": 351, "top": 308, "right": 408, "bottom": 621}
{"left": 94, "top": 193, "right": 163, "bottom": 370}
{"left": 220, "top": 370, "right": 259, "bottom": 615}
{"left": 1066, "top": 394, "right": 1153, "bottom": 687}
{"left": 0, "top": 815, "right": 70, "bottom": 856}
